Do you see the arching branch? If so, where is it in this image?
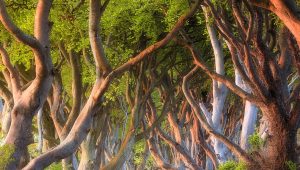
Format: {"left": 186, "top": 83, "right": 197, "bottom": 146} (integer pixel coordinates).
{"left": 252, "top": 0, "right": 300, "bottom": 47}
{"left": 177, "top": 39, "right": 260, "bottom": 104}
{"left": 0, "top": 0, "right": 41, "bottom": 49}
{"left": 182, "top": 66, "right": 255, "bottom": 164}
{"left": 60, "top": 50, "right": 82, "bottom": 139}
{"left": 0, "top": 45, "right": 21, "bottom": 100}
{"left": 23, "top": 1, "right": 202, "bottom": 168}
{"left": 89, "top": 0, "right": 112, "bottom": 76}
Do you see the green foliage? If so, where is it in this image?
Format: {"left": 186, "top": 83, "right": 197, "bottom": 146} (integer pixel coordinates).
{"left": 151, "top": 88, "right": 163, "bottom": 110}
{"left": 144, "top": 155, "right": 155, "bottom": 169}
{"left": 133, "top": 140, "right": 146, "bottom": 165}
{"left": 50, "top": 1, "right": 89, "bottom": 51}
{"left": 131, "top": 1, "right": 166, "bottom": 43}
{"left": 219, "top": 161, "right": 236, "bottom": 170}
{"left": 109, "top": 107, "right": 126, "bottom": 120}
{"left": 28, "top": 143, "right": 39, "bottom": 158}
{"left": 45, "top": 162, "right": 63, "bottom": 170}
{"left": 61, "top": 65, "right": 72, "bottom": 95}
{"left": 133, "top": 140, "right": 155, "bottom": 169}
{"left": 6, "top": 43, "right": 33, "bottom": 70}
{"left": 0, "top": 144, "right": 15, "bottom": 169}
{"left": 103, "top": 74, "right": 127, "bottom": 105}
{"left": 164, "top": 0, "right": 189, "bottom": 30}
{"left": 285, "top": 160, "right": 297, "bottom": 170}
{"left": 248, "top": 132, "right": 264, "bottom": 151}
{"left": 0, "top": 63, "right": 5, "bottom": 71}
{"left": 81, "top": 59, "right": 96, "bottom": 86}
{"left": 218, "top": 160, "right": 247, "bottom": 170}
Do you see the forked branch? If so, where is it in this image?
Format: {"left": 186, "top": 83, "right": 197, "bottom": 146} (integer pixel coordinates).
{"left": 182, "top": 66, "right": 255, "bottom": 164}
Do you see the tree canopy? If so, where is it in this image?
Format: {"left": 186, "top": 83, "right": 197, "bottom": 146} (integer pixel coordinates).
{"left": 0, "top": 0, "right": 300, "bottom": 170}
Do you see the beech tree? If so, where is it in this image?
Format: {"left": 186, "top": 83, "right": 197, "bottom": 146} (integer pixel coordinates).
{"left": 0, "top": 0, "right": 300, "bottom": 170}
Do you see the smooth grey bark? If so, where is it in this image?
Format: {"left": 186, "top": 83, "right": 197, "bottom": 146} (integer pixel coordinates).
{"left": 202, "top": 6, "right": 229, "bottom": 163}
{"left": 37, "top": 108, "right": 43, "bottom": 154}
{"left": 235, "top": 69, "right": 258, "bottom": 150}
{"left": 78, "top": 110, "right": 106, "bottom": 170}
{"left": 182, "top": 66, "right": 254, "bottom": 164}
{"left": 0, "top": 100, "right": 12, "bottom": 134}
{"left": 101, "top": 65, "right": 144, "bottom": 170}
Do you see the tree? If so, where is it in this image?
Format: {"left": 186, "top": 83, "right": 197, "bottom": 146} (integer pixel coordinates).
{"left": 0, "top": 0, "right": 300, "bottom": 170}
{"left": 0, "top": 0, "right": 53, "bottom": 168}
{"left": 180, "top": 0, "right": 300, "bottom": 168}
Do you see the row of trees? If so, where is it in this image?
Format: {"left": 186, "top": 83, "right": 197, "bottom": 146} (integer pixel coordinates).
{"left": 0, "top": 0, "right": 300, "bottom": 169}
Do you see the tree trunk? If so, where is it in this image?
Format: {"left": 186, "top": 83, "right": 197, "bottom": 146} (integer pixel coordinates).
{"left": 240, "top": 101, "right": 257, "bottom": 150}
{"left": 23, "top": 2, "right": 202, "bottom": 168}
{"left": 79, "top": 141, "right": 95, "bottom": 170}
{"left": 0, "top": 0, "right": 53, "bottom": 168}
{"left": 235, "top": 69, "right": 258, "bottom": 150}
{"left": 1, "top": 100, "right": 12, "bottom": 134}
{"left": 258, "top": 104, "right": 295, "bottom": 169}
{"left": 4, "top": 106, "right": 35, "bottom": 169}
{"left": 37, "top": 108, "right": 43, "bottom": 154}
{"left": 203, "top": 6, "right": 229, "bottom": 163}
{"left": 78, "top": 110, "right": 106, "bottom": 170}
{"left": 267, "top": 0, "right": 300, "bottom": 47}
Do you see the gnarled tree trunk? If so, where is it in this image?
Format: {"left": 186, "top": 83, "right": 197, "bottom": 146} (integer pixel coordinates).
{"left": 0, "top": 0, "right": 54, "bottom": 168}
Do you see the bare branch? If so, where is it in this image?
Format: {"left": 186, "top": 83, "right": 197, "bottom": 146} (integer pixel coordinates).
{"left": 231, "top": 0, "right": 247, "bottom": 36}
{"left": 71, "top": 0, "right": 85, "bottom": 13}
{"left": 177, "top": 39, "right": 260, "bottom": 104}
{"left": 0, "top": 80, "right": 12, "bottom": 103}
{"left": 0, "top": 0, "right": 41, "bottom": 49}
{"left": 32, "top": 0, "right": 53, "bottom": 78}
{"left": 89, "top": 0, "right": 112, "bottom": 75}
{"left": 156, "top": 127, "right": 203, "bottom": 170}
{"left": 0, "top": 45, "right": 21, "bottom": 99}
{"left": 99, "top": 0, "right": 111, "bottom": 17}
{"left": 60, "top": 51, "right": 82, "bottom": 139}
{"left": 136, "top": 98, "right": 169, "bottom": 141}
{"left": 147, "top": 137, "right": 177, "bottom": 170}
{"left": 182, "top": 66, "right": 255, "bottom": 164}
{"left": 58, "top": 42, "right": 70, "bottom": 65}
{"left": 23, "top": 1, "right": 202, "bottom": 168}
{"left": 250, "top": 0, "right": 271, "bottom": 10}
{"left": 252, "top": 0, "right": 300, "bottom": 47}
